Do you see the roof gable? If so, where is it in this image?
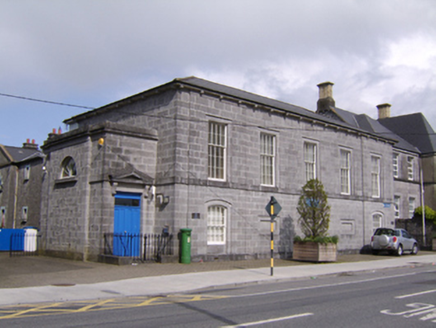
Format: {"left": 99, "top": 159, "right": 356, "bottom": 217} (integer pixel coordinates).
{"left": 316, "top": 107, "right": 419, "bottom": 153}
{"left": 1, "top": 145, "right": 44, "bottom": 164}
{"left": 108, "top": 168, "right": 153, "bottom": 185}
{"left": 379, "top": 113, "right": 436, "bottom": 154}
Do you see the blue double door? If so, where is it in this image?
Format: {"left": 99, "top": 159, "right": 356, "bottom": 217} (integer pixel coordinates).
{"left": 113, "top": 192, "right": 141, "bottom": 257}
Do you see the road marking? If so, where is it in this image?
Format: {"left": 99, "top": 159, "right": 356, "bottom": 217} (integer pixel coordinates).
{"left": 0, "top": 294, "right": 227, "bottom": 320}
{"left": 221, "top": 313, "right": 313, "bottom": 327}
{"left": 232, "top": 272, "right": 419, "bottom": 298}
{"left": 395, "top": 289, "right": 436, "bottom": 299}
{"left": 4, "top": 302, "right": 63, "bottom": 318}
{"left": 76, "top": 299, "right": 114, "bottom": 312}
{"left": 381, "top": 303, "right": 436, "bottom": 322}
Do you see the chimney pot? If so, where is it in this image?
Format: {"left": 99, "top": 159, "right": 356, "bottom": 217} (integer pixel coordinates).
{"left": 377, "top": 103, "right": 391, "bottom": 119}
{"left": 22, "top": 140, "right": 38, "bottom": 150}
{"left": 317, "top": 81, "right": 334, "bottom": 99}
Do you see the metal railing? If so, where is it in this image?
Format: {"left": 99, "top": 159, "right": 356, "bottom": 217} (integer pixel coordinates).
{"left": 103, "top": 233, "right": 174, "bottom": 262}
{"left": 9, "top": 230, "right": 40, "bottom": 257}
{"left": 144, "top": 233, "right": 174, "bottom": 262}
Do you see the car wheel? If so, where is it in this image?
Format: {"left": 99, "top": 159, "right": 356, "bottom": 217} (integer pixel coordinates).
{"left": 411, "top": 243, "right": 419, "bottom": 255}
{"left": 396, "top": 244, "right": 403, "bottom": 256}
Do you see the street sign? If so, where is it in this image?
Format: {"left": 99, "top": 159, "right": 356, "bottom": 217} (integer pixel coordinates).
{"left": 265, "top": 196, "right": 281, "bottom": 219}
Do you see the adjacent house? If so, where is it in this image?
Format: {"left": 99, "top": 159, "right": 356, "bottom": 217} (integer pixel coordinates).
{"left": 378, "top": 111, "right": 436, "bottom": 213}
{"left": 40, "top": 77, "right": 427, "bottom": 262}
{"left": 0, "top": 140, "right": 45, "bottom": 229}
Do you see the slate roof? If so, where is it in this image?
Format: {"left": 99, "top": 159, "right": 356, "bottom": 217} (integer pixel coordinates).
{"left": 64, "top": 77, "right": 394, "bottom": 143}
{"left": 378, "top": 113, "right": 436, "bottom": 155}
{"left": 2, "top": 145, "right": 44, "bottom": 163}
{"left": 176, "top": 77, "right": 317, "bottom": 119}
{"left": 319, "top": 107, "right": 420, "bottom": 154}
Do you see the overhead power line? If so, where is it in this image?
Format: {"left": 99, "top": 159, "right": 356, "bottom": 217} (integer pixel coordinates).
{"left": 0, "top": 92, "right": 95, "bottom": 110}
{"left": 1, "top": 92, "right": 434, "bottom": 136}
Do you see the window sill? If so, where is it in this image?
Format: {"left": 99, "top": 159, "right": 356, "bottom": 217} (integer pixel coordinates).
{"left": 260, "top": 185, "right": 278, "bottom": 192}
{"left": 55, "top": 176, "right": 77, "bottom": 185}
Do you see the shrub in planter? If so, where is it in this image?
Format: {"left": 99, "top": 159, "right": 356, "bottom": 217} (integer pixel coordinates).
{"left": 293, "top": 179, "right": 338, "bottom": 262}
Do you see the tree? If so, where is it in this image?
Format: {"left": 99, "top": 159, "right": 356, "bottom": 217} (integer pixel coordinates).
{"left": 414, "top": 206, "right": 436, "bottom": 223}
{"left": 296, "top": 179, "right": 331, "bottom": 239}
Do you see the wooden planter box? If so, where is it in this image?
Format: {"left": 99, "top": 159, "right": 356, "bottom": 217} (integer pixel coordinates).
{"left": 293, "top": 241, "right": 337, "bottom": 262}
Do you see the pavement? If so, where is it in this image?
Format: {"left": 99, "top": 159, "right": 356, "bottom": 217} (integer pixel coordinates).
{"left": 0, "top": 251, "right": 435, "bottom": 306}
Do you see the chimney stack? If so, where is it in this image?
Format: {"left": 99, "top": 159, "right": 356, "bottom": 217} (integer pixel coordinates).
{"left": 317, "top": 82, "right": 335, "bottom": 113}
{"left": 22, "top": 139, "right": 38, "bottom": 150}
{"left": 377, "top": 103, "right": 391, "bottom": 119}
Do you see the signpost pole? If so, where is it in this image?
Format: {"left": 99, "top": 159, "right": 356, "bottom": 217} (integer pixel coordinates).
{"left": 270, "top": 219, "right": 274, "bottom": 276}
{"left": 264, "top": 196, "right": 281, "bottom": 277}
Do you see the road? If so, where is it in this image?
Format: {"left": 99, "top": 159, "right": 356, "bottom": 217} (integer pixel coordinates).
{"left": 1, "top": 265, "right": 436, "bottom": 327}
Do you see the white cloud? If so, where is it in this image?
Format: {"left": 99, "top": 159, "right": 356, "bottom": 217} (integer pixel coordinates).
{"left": 1, "top": 0, "right": 436, "bottom": 146}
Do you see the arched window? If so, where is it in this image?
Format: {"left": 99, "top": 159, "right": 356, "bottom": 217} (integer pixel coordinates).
{"left": 207, "top": 205, "right": 227, "bottom": 245}
{"left": 61, "top": 157, "right": 77, "bottom": 178}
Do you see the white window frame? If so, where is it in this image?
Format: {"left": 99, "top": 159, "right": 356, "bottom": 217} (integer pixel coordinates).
{"left": 208, "top": 122, "right": 227, "bottom": 181}
{"left": 304, "top": 142, "right": 317, "bottom": 182}
{"left": 340, "top": 149, "right": 351, "bottom": 195}
{"left": 61, "top": 157, "right": 77, "bottom": 178}
{"left": 372, "top": 213, "right": 383, "bottom": 233}
{"left": 407, "top": 156, "right": 414, "bottom": 181}
{"left": 260, "top": 133, "right": 275, "bottom": 186}
{"left": 408, "top": 197, "right": 415, "bottom": 218}
{"left": 23, "top": 165, "right": 30, "bottom": 181}
{"left": 371, "top": 156, "right": 381, "bottom": 198}
{"left": 393, "top": 195, "right": 400, "bottom": 218}
{"left": 1, "top": 207, "right": 6, "bottom": 228}
{"left": 393, "top": 153, "right": 399, "bottom": 178}
{"left": 207, "top": 205, "right": 227, "bottom": 245}
{"left": 21, "top": 206, "right": 28, "bottom": 223}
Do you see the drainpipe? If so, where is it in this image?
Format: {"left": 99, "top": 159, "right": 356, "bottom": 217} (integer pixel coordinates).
{"left": 83, "top": 136, "right": 93, "bottom": 260}
{"left": 420, "top": 167, "right": 426, "bottom": 246}
{"left": 361, "top": 138, "right": 366, "bottom": 246}
{"left": 12, "top": 166, "right": 18, "bottom": 229}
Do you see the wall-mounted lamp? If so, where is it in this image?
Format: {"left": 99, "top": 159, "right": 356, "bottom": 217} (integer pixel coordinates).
{"left": 98, "top": 138, "right": 105, "bottom": 146}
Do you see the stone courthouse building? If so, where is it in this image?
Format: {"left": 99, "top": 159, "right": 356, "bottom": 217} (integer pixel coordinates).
{"left": 39, "top": 77, "right": 431, "bottom": 261}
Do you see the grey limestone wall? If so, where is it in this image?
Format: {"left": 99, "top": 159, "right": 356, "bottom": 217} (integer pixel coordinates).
{"left": 0, "top": 165, "right": 16, "bottom": 228}
{"left": 156, "top": 89, "right": 396, "bottom": 257}
{"left": 41, "top": 135, "right": 92, "bottom": 260}
{"left": 41, "top": 122, "right": 159, "bottom": 260}
{"left": 0, "top": 158, "right": 43, "bottom": 229}
{"left": 16, "top": 159, "right": 44, "bottom": 228}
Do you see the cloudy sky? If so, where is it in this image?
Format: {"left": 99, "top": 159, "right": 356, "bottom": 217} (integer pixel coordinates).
{"left": 1, "top": 0, "right": 435, "bottom": 148}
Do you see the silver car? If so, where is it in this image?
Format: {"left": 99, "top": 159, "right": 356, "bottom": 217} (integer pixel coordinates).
{"left": 371, "top": 228, "right": 419, "bottom": 256}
